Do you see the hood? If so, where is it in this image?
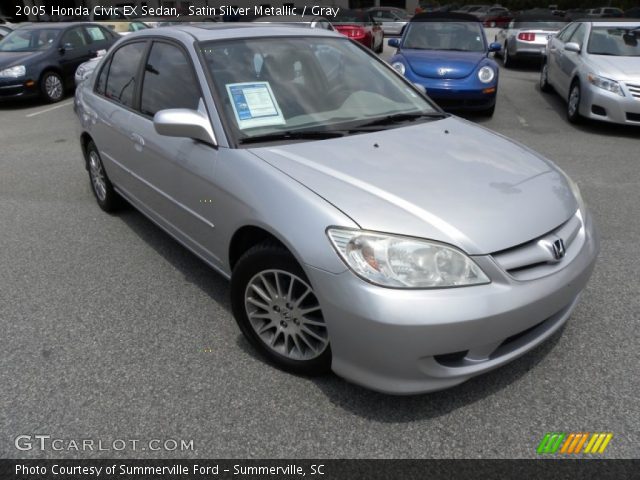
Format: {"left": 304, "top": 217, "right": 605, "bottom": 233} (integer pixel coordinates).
{"left": 0, "top": 51, "right": 42, "bottom": 69}
{"left": 250, "top": 117, "right": 577, "bottom": 255}
{"left": 401, "top": 50, "right": 484, "bottom": 79}
{"left": 587, "top": 55, "right": 640, "bottom": 81}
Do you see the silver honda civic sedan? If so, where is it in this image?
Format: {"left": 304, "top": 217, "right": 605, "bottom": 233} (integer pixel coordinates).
{"left": 541, "top": 20, "right": 640, "bottom": 125}
{"left": 74, "top": 24, "right": 599, "bottom": 394}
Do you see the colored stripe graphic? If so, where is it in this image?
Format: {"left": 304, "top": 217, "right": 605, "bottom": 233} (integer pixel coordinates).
{"left": 538, "top": 433, "right": 613, "bottom": 454}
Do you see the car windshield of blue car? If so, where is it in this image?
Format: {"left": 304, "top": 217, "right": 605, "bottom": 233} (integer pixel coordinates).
{"left": 0, "top": 29, "right": 60, "bottom": 52}
{"left": 403, "top": 22, "right": 485, "bottom": 52}
{"left": 587, "top": 27, "right": 640, "bottom": 56}
{"left": 200, "top": 37, "right": 441, "bottom": 143}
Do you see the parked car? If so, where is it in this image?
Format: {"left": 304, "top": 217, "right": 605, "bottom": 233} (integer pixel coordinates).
{"left": 0, "top": 22, "right": 118, "bottom": 102}
{"left": 624, "top": 8, "right": 640, "bottom": 19}
{"left": 74, "top": 24, "right": 598, "bottom": 394}
{"left": 470, "top": 6, "right": 509, "bottom": 18}
{"left": 481, "top": 9, "right": 513, "bottom": 28}
{"left": 388, "top": 12, "right": 501, "bottom": 116}
{"left": 368, "top": 7, "right": 412, "bottom": 36}
{"left": 252, "top": 15, "right": 335, "bottom": 31}
{"left": 587, "top": 7, "right": 624, "bottom": 18}
{"left": 540, "top": 20, "right": 640, "bottom": 125}
{"left": 415, "top": 3, "right": 441, "bottom": 14}
{"left": 454, "top": 5, "right": 487, "bottom": 14}
{"left": 74, "top": 51, "right": 105, "bottom": 86}
{"left": 495, "top": 12, "right": 569, "bottom": 67}
{"left": 332, "top": 9, "right": 384, "bottom": 52}
{"left": 101, "top": 21, "right": 150, "bottom": 36}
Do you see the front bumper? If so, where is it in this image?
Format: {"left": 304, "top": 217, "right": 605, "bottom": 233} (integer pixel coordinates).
{"left": 580, "top": 81, "right": 640, "bottom": 125}
{"left": 0, "top": 78, "right": 39, "bottom": 100}
{"left": 306, "top": 211, "right": 599, "bottom": 395}
{"left": 419, "top": 83, "right": 497, "bottom": 111}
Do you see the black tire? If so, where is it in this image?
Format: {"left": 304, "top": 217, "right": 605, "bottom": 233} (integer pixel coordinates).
{"left": 567, "top": 80, "right": 582, "bottom": 124}
{"left": 85, "top": 140, "right": 122, "bottom": 212}
{"left": 539, "top": 60, "right": 552, "bottom": 93}
{"left": 40, "top": 71, "right": 65, "bottom": 103}
{"left": 502, "top": 43, "right": 513, "bottom": 68}
{"left": 231, "top": 243, "right": 332, "bottom": 376}
{"left": 481, "top": 104, "right": 496, "bottom": 117}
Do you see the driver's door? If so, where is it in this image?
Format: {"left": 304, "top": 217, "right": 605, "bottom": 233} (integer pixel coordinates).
{"left": 58, "top": 26, "right": 92, "bottom": 86}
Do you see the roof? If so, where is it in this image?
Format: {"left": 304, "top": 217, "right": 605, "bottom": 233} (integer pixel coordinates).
{"left": 411, "top": 12, "right": 482, "bottom": 22}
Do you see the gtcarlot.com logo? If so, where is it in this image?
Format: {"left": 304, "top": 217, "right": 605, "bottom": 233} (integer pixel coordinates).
{"left": 537, "top": 432, "right": 613, "bottom": 455}
{"left": 15, "top": 435, "right": 195, "bottom": 452}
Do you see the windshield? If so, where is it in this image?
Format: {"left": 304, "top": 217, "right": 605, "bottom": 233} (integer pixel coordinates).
{"left": 0, "top": 29, "right": 60, "bottom": 52}
{"left": 333, "top": 11, "right": 368, "bottom": 23}
{"left": 403, "top": 22, "right": 486, "bottom": 52}
{"left": 200, "top": 37, "right": 440, "bottom": 143}
{"left": 587, "top": 26, "right": 640, "bottom": 56}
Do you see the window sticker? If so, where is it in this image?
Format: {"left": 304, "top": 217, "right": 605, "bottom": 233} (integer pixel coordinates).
{"left": 225, "top": 82, "right": 285, "bottom": 130}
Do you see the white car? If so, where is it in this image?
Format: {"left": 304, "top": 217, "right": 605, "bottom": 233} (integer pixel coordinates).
{"left": 540, "top": 20, "right": 640, "bottom": 125}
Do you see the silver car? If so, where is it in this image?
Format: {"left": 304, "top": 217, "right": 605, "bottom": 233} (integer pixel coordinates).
{"left": 540, "top": 20, "right": 640, "bottom": 125}
{"left": 496, "top": 14, "right": 569, "bottom": 67}
{"left": 74, "top": 25, "right": 598, "bottom": 394}
{"left": 368, "top": 7, "right": 411, "bottom": 36}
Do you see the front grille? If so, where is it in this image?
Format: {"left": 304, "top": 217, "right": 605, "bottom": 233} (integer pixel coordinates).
{"left": 626, "top": 82, "right": 640, "bottom": 99}
{"left": 491, "top": 211, "right": 584, "bottom": 281}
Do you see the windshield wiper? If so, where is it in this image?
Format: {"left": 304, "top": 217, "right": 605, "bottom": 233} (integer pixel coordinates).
{"left": 351, "top": 112, "right": 447, "bottom": 130}
{"left": 238, "top": 130, "right": 345, "bottom": 145}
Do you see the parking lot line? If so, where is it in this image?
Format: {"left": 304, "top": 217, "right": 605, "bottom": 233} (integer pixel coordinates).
{"left": 25, "top": 100, "right": 74, "bottom": 118}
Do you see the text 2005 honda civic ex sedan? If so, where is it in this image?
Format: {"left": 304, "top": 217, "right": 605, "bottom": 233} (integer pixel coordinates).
{"left": 75, "top": 24, "right": 599, "bottom": 394}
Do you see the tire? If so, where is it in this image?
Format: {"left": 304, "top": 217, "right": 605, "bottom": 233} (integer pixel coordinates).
{"left": 567, "top": 81, "right": 582, "bottom": 124}
{"left": 40, "top": 71, "right": 64, "bottom": 103}
{"left": 86, "top": 140, "right": 122, "bottom": 212}
{"left": 502, "top": 43, "right": 513, "bottom": 68}
{"left": 231, "top": 243, "right": 332, "bottom": 376}
{"left": 481, "top": 104, "right": 496, "bottom": 117}
{"left": 539, "top": 60, "right": 552, "bottom": 93}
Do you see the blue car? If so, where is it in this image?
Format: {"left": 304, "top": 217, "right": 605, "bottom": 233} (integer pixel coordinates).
{"left": 388, "top": 12, "right": 501, "bottom": 116}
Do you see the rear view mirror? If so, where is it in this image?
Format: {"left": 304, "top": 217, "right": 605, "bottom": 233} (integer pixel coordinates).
{"left": 154, "top": 109, "right": 217, "bottom": 146}
{"left": 564, "top": 42, "right": 581, "bottom": 53}
{"left": 388, "top": 38, "right": 400, "bottom": 48}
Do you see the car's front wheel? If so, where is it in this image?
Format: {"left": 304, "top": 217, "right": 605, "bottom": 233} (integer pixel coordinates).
{"left": 567, "top": 81, "right": 582, "bottom": 123}
{"left": 40, "top": 71, "right": 64, "bottom": 103}
{"left": 231, "top": 243, "right": 331, "bottom": 375}
{"left": 502, "top": 43, "right": 513, "bottom": 68}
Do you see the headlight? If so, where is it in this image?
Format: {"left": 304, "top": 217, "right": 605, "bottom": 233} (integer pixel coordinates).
{"left": 587, "top": 73, "right": 624, "bottom": 96}
{"left": 391, "top": 62, "right": 405, "bottom": 75}
{"left": 327, "top": 228, "right": 490, "bottom": 288}
{"left": 478, "top": 66, "right": 495, "bottom": 83}
{"left": 0, "top": 65, "right": 26, "bottom": 78}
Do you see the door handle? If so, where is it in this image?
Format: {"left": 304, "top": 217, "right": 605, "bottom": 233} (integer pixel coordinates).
{"left": 130, "top": 132, "right": 145, "bottom": 151}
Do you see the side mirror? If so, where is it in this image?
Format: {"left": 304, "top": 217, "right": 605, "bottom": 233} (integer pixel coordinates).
{"left": 564, "top": 42, "right": 581, "bottom": 53}
{"left": 388, "top": 38, "right": 400, "bottom": 48}
{"left": 488, "top": 42, "right": 502, "bottom": 52}
{"left": 154, "top": 109, "right": 217, "bottom": 146}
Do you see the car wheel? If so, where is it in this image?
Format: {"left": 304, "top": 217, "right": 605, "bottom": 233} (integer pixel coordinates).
{"left": 231, "top": 242, "right": 332, "bottom": 375}
{"left": 40, "top": 71, "right": 64, "bottom": 103}
{"left": 567, "top": 81, "right": 582, "bottom": 123}
{"left": 503, "top": 43, "right": 512, "bottom": 68}
{"left": 539, "top": 61, "right": 552, "bottom": 93}
{"left": 86, "top": 141, "right": 121, "bottom": 212}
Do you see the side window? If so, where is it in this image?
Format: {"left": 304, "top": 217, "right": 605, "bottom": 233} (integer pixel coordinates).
{"left": 85, "top": 26, "right": 107, "bottom": 42}
{"left": 61, "top": 27, "right": 87, "bottom": 49}
{"left": 104, "top": 42, "right": 146, "bottom": 108}
{"left": 557, "top": 23, "right": 579, "bottom": 42}
{"left": 140, "top": 42, "right": 201, "bottom": 117}
{"left": 95, "top": 56, "right": 112, "bottom": 95}
{"left": 568, "top": 23, "right": 586, "bottom": 47}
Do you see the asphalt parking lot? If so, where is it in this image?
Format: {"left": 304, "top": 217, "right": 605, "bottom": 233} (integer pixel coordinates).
{"left": 1, "top": 37, "right": 639, "bottom": 459}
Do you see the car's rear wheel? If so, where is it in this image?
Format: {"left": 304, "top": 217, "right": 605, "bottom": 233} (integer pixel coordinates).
{"left": 231, "top": 243, "right": 331, "bottom": 375}
{"left": 40, "top": 71, "right": 64, "bottom": 103}
{"left": 86, "top": 141, "right": 121, "bottom": 212}
{"left": 567, "top": 81, "right": 582, "bottom": 123}
{"left": 502, "top": 43, "right": 513, "bottom": 68}
{"left": 539, "top": 61, "right": 552, "bottom": 93}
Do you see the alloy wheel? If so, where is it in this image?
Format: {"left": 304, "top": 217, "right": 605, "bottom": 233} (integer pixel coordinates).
{"left": 44, "top": 74, "right": 63, "bottom": 101}
{"left": 89, "top": 151, "right": 107, "bottom": 202}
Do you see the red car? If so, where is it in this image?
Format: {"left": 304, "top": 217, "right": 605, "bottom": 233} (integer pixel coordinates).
{"left": 332, "top": 9, "right": 384, "bottom": 53}
{"left": 482, "top": 11, "right": 513, "bottom": 28}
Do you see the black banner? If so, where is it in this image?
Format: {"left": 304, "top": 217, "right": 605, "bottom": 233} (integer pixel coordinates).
{"left": 1, "top": 459, "right": 638, "bottom": 480}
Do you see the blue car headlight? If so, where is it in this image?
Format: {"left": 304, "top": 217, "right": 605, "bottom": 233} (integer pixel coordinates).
{"left": 391, "top": 62, "right": 405, "bottom": 76}
{"left": 478, "top": 66, "right": 495, "bottom": 84}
